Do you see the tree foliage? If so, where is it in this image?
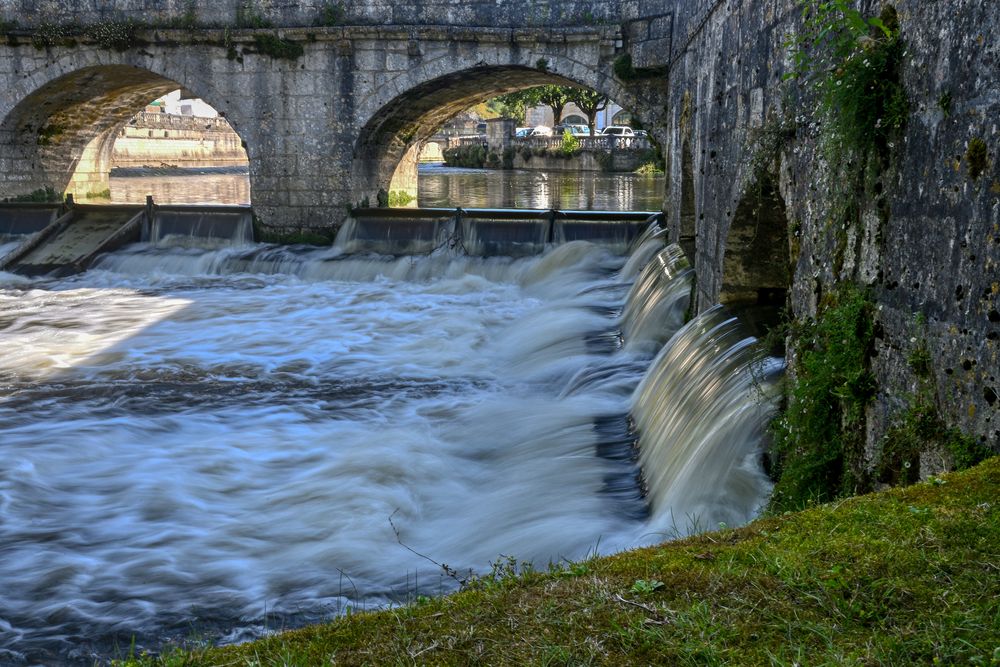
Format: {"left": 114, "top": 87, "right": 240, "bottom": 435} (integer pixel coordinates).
{"left": 567, "top": 89, "right": 609, "bottom": 135}
{"left": 486, "top": 86, "right": 609, "bottom": 133}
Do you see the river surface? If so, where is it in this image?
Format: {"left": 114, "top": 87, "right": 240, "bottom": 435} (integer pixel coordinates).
{"left": 0, "top": 236, "right": 776, "bottom": 664}
{"left": 3, "top": 165, "right": 770, "bottom": 665}
{"left": 108, "top": 166, "right": 665, "bottom": 210}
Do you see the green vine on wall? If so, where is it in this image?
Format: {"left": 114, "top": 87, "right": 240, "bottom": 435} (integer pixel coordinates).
{"left": 767, "top": 3, "right": 916, "bottom": 511}
{"left": 769, "top": 283, "right": 877, "bottom": 512}
{"left": 787, "top": 1, "right": 907, "bottom": 252}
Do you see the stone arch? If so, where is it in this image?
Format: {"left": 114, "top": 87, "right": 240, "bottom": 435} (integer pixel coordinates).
{"left": 0, "top": 63, "right": 246, "bottom": 201}
{"left": 351, "top": 59, "right": 647, "bottom": 206}
{"left": 611, "top": 109, "right": 634, "bottom": 126}
{"left": 720, "top": 170, "right": 791, "bottom": 306}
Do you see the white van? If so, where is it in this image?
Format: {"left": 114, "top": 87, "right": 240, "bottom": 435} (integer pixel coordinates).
{"left": 601, "top": 125, "right": 635, "bottom": 136}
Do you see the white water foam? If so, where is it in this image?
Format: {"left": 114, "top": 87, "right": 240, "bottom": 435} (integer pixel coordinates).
{"left": 0, "top": 237, "right": 779, "bottom": 663}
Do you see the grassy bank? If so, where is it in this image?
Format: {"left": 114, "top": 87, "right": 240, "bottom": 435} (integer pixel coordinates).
{"left": 124, "top": 457, "right": 1000, "bottom": 666}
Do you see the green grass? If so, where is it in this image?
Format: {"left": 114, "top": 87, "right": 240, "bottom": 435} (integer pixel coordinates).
{"left": 118, "top": 456, "right": 1000, "bottom": 666}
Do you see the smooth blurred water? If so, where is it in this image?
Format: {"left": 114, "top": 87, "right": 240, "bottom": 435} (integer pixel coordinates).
{"left": 0, "top": 235, "right": 774, "bottom": 664}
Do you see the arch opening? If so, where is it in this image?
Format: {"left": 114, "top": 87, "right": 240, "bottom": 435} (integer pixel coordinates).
{"left": 720, "top": 171, "right": 791, "bottom": 308}
{"left": 0, "top": 65, "right": 248, "bottom": 205}
{"left": 351, "top": 64, "right": 656, "bottom": 210}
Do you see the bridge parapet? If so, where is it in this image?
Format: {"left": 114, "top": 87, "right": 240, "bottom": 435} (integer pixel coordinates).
{"left": 0, "top": 0, "right": 631, "bottom": 30}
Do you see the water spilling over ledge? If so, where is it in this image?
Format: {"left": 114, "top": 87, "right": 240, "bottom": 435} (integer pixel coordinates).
{"left": 0, "top": 219, "right": 781, "bottom": 663}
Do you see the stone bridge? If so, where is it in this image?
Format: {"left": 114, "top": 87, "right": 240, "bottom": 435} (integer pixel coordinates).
{"left": 0, "top": 0, "right": 676, "bottom": 231}
{"left": 1, "top": 1, "right": 998, "bottom": 454}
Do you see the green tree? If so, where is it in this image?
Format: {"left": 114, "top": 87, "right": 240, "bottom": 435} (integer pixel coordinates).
{"left": 567, "top": 89, "right": 609, "bottom": 135}
{"left": 535, "top": 86, "right": 572, "bottom": 125}
{"left": 487, "top": 88, "right": 542, "bottom": 125}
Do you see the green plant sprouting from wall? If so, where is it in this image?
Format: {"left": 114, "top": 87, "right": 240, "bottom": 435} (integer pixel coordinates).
{"left": 316, "top": 1, "right": 346, "bottom": 27}
{"left": 612, "top": 54, "right": 662, "bottom": 82}
{"left": 235, "top": 2, "right": 272, "bottom": 29}
{"left": 387, "top": 190, "right": 415, "bottom": 207}
{"left": 786, "top": 2, "right": 908, "bottom": 248}
{"left": 86, "top": 19, "right": 142, "bottom": 51}
{"left": 634, "top": 161, "right": 663, "bottom": 175}
{"left": 36, "top": 122, "right": 66, "bottom": 146}
{"left": 769, "top": 283, "right": 877, "bottom": 512}
{"left": 251, "top": 33, "right": 303, "bottom": 60}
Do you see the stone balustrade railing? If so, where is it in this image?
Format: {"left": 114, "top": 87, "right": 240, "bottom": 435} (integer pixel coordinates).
{"left": 127, "top": 112, "right": 234, "bottom": 131}
{"left": 449, "top": 134, "right": 651, "bottom": 151}
{"left": 514, "top": 135, "right": 651, "bottom": 151}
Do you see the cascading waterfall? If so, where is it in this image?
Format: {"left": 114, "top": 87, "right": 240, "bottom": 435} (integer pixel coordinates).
{"left": 631, "top": 307, "right": 783, "bottom": 534}
{"left": 0, "top": 223, "right": 782, "bottom": 664}
{"left": 619, "top": 244, "right": 694, "bottom": 354}
{"left": 144, "top": 210, "right": 254, "bottom": 248}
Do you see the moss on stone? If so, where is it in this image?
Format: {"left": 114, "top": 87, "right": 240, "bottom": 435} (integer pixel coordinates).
{"left": 966, "top": 138, "right": 989, "bottom": 181}
{"left": 6, "top": 187, "right": 60, "bottom": 203}
{"left": 251, "top": 34, "right": 304, "bottom": 60}
{"left": 252, "top": 219, "right": 335, "bottom": 246}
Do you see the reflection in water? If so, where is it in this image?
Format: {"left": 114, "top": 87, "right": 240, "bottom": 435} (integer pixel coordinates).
{"left": 419, "top": 165, "right": 665, "bottom": 211}
{"left": 109, "top": 166, "right": 665, "bottom": 211}
{"left": 111, "top": 168, "right": 251, "bottom": 205}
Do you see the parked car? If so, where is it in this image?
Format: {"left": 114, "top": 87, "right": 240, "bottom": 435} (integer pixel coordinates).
{"left": 633, "top": 129, "right": 649, "bottom": 138}
{"left": 554, "top": 124, "right": 590, "bottom": 136}
{"left": 601, "top": 125, "right": 635, "bottom": 136}
{"left": 528, "top": 125, "right": 553, "bottom": 137}
{"left": 514, "top": 127, "right": 533, "bottom": 137}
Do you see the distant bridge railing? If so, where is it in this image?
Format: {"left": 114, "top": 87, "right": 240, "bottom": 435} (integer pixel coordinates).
{"left": 451, "top": 135, "right": 487, "bottom": 148}
{"left": 447, "top": 135, "right": 652, "bottom": 151}
{"left": 514, "top": 135, "right": 651, "bottom": 151}
{"left": 127, "top": 112, "right": 234, "bottom": 131}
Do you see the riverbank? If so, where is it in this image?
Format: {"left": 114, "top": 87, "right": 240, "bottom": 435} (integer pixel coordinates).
{"left": 121, "top": 456, "right": 1000, "bottom": 666}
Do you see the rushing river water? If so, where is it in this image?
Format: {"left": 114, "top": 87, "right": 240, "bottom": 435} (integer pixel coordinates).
{"left": 108, "top": 166, "right": 665, "bottom": 210}
{"left": 0, "top": 221, "right": 773, "bottom": 664}
{"left": 0, "top": 231, "right": 769, "bottom": 663}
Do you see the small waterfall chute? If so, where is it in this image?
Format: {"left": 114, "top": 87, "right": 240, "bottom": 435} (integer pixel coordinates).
{"left": 631, "top": 306, "right": 783, "bottom": 535}
{"left": 145, "top": 208, "right": 254, "bottom": 248}
{"left": 619, "top": 244, "right": 693, "bottom": 354}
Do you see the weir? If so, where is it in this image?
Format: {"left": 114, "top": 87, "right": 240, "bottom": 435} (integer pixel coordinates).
{"left": 0, "top": 201, "right": 661, "bottom": 275}
{"left": 340, "top": 208, "right": 660, "bottom": 256}
{"left": 0, "top": 204, "right": 143, "bottom": 277}
{"left": 0, "top": 214, "right": 781, "bottom": 663}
